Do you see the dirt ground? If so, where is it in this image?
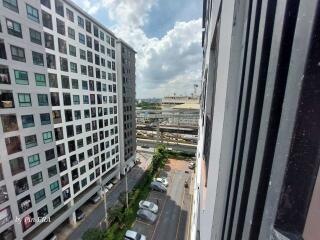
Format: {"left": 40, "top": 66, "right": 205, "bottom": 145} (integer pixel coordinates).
{"left": 164, "top": 158, "right": 190, "bottom": 172}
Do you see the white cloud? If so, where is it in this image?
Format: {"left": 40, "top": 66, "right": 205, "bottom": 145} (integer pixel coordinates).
{"left": 74, "top": 0, "right": 202, "bottom": 98}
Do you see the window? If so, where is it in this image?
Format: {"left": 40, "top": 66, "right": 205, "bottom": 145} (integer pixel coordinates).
{"left": 68, "top": 27, "right": 75, "bottom": 39}
{"left": 100, "top": 31, "right": 104, "bottom": 40}
{"left": 87, "top": 51, "right": 93, "bottom": 62}
{"left": 41, "top": 0, "right": 50, "bottom": 8}
{"left": 25, "top": 135, "right": 37, "bottom": 149}
{"left": 9, "top": 157, "right": 25, "bottom": 175}
{"left": 80, "top": 49, "right": 86, "bottom": 60}
{"left": 61, "top": 75, "right": 70, "bottom": 89}
{"left": 85, "top": 20, "right": 91, "bottom": 33}
{"left": 72, "top": 79, "right": 78, "bottom": 89}
{"left": 65, "top": 109, "right": 72, "bottom": 121}
{"left": 47, "top": 53, "right": 56, "bottom": 69}
{"left": 52, "top": 196, "right": 61, "bottom": 208}
{"left": 5, "top": 136, "right": 21, "bottom": 154}
{"left": 32, "top": 51, "right": 44, "bottom": 66}
{"left": 1, "top": 114, "right": 18, "bottom": 132}
{"left": 18, "top": 93, "right": 31, "bottom": 107}
{"left": 42, "top": 11, "right": 52, "bottom": 29}
{"left": 74, "top": 110, "right": 81, "bottom": 120}
{"left": 81, "top": 65, "right": 87, "bottom": 75}
{"left": 78, "top": 16, "right": 84, "bottom": 28}
{"left": 86, "top": 35, "right": 92, "bottom": 48}
{"left": 66, "top": 8, "right": 74, "bottom": 22}
{"left": 40, "top": 113, "right": 51, "bottom": 125}
{"left": 82, "top": 80, "right": 88, "bottom": 90}
{"left": 60, "top": 57, "right": 68, "bottom": 71}
{"left": 45, "top": 148, "right": 55, "bottom": 161}
{"left": 69, "top": 45, "right": 76, "bottom": 56}
{"left": 56, "top": 18, "right": 65, "bottom": 35}
{"left": 66, "top": 125, "right": 74, "bottom": 137}
{"left": 79, "top": 33, "right": 85, "bottom": 44}
{"left": 3, "top": 0, "right": 18, "bottom": 12}
{"left": 26, "top": 4, "right": 39, "bottom": 22}
{"left": 31, "top": 172, "right": 43, "bottom": 186}
{"left": 48, "top": 165, "right": 57, "bottom": 177}
{"left": 83, "top": 95, "right": 89, "bottom": 104}
{"left": 73, "top": 95, "right": 80, "bottom": 105}
{"left": 34, "top": 189, "right": 45, "bottom": 203}
{"left": 37, "top": 94, "right": 48, "bottom": 106}
{"left": 21, "top": 115, "right": 34, "bottom": 128}
{"left": 58, "top": 38, "right": 67, "bottom": 54}
{"left": 10, "top": 45, "right": 25, "bottom": 62}
{"left": 35, "top": 73, "right": 46, "bottom": 86}
{"left": 49, "top": 73, "right": 58, "bottom": 88}
{"left": 29, "top": 28, "right": 42, "bottom": 45}
{"left": 37, "top": 205, "right": 48, "bottom": 218}
{"left": 55, "top": 0, "right": 64, "bottom": 17}
{"left": 43, "top": 131, "right": 53, "bottom": 143}
{"left": 63, "top": 93, "right": 71, "bottom": 105}
{"left": 94, "top": 25, "right": 99, "bottom": 37}
{"left": 14, "top": 70, "right": 28, "bottom": 85}
{"left": 70, "top": 62, "right": 77, "bottom": 73}
{"left": 94, "top": 40, "right": 99, "bottom": 52}
{"left": 8, "top": 21, "right": 22, "bottom": 39}
{"left": 44, "top": 32, "right": 54, "bottom": 50}
{"left": 50, "top": 181, "right": 59, "bottom": 193}
{"left": 28, "top": 154, "right": 40, "bottom": 168}
{"left": 54, "top": 127, "right": 64, "bottom": 140}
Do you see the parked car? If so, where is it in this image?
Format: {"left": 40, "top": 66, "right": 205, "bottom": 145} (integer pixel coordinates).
{"left": 124, "top": 230, "right": 146, "bottom": 240}
{"left": 188, "top": 162, "right": 195, "bottom": 169}
{"left": 150, "top": 181, "right": 167, "bottom": 193}
{"left": 106, "top": 183, "right": 113, "bottom": 190}
{"left": 89, "top": 193, "right": 101, "bottom": 204}
{"left": 139, "top": 200, "right": 159, "bottom": 213}
{"left": 141, "top": 145, "right": 149, "bottom": 149}
{"left": 75, "top": 209, "right": 85, "bottom": 221}
{"left": 111, "top": 178, "right": 118, "bottom": 185}
{"left": 154, "top": 177, "right": 169, "bottom": 187}
{"left": 44, "top": 232, "right": 57, "bottom": 240}
{"left": 137, "top": 209, "right": 157, "bottom": 224}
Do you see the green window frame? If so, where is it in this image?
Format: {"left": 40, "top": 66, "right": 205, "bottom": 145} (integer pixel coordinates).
{"left": 29, "top": 28, "right": 42, "bottom": 45}
{"left": 37, "top": 94, "right": 48, "bottom": 106}
{"left": 34, "top": 189, "right": 46, "bottom": 203}
{"left": 18, "top": 93, "right": 32, "bottom": 107}
{"left": 28, "top": 154, "right": 40, "bottom": 167}
{"left": 26, "top": 4, "right": 39, "bottom": 22}
{"left": 50, "top": 181, "right": 59, "bottom": 193}
{"left": 14, "top": 70, "right": 28, "bottom": 85}
{"left": 42, "top": 131, "right": 53, "bottom": 143}
{"left": 35, "top": 73, "right": 46, "bottom": 86}
{"left": 31, "top": 171, "right": 43, "bottom": 186}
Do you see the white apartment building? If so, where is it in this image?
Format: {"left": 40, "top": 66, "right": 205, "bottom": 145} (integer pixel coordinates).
{"left": 0, "top": 0, "right": 134, "bottom": 239}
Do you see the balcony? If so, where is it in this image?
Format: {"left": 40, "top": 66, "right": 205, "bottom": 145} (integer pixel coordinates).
{"left": 0, "top": 66, "right": 10, "bottom": 84}
{"left": 0, "top": 207, "right": 12, "bottom": 227}
{"left": 0, "top": 90, "right": 14, "bottom": 109}
{"left": 17, "top": 195, "right": 32, "bottom": 214}
{"left": 0, "top": 185, "right": 9, "bottom": 204}
{"left": 14, "top": 177, "right": 29, "bottom": 196}
{"left": 0, "top": 40, "right": 6, "bottom": 60}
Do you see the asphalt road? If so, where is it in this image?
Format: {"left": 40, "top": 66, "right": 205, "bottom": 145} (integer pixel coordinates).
{"left": 68, "top": 161, "right": 150, "bottom": 240}
{"left": 132, "top": 168, "right": 191, "bottom": 240}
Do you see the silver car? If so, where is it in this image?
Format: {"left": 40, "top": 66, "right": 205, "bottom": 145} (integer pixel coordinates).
{"left": 137, "top": 209, "right": 157, "bottom": 224}
{"left": 139, "top": 200, "right": 159, "bottom": 213}
{"left": 150, "top": 181, "right": 167, "bottom": 192}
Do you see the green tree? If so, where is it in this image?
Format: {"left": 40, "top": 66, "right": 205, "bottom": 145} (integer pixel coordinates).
{"left": 82, "top": 229, "right": 104, "bottom": 240}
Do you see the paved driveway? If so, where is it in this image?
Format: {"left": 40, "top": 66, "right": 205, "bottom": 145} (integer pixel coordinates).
{"left": 132, "top": 159, "right": 192, "bottom": 240}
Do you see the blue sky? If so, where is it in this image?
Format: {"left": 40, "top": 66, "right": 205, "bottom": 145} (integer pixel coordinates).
{"left": 73, "top": 0, "right": 203, "bottom": 98}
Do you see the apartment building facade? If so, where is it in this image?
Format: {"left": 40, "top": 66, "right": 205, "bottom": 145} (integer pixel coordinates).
{"left": 192, "top": 0, "right": 320, "bottom": 239}
{"left": 0, "top": 0, "right": 133, "bottom": 239}
{"left": 116, "top": 40, "right": 136, "bottom": 175}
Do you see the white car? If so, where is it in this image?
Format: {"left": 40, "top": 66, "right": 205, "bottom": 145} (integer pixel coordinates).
{"left": 154, "top": 177, "right": 169, "bottom": 187}
{"left": 124, "top": 230, "right": 146, "bottom": 240}
{"left": 106, "top": 183, "right": 113, "bottom": 190}
{"left": 139, "top": 200, "right": 159, "bottom": 213}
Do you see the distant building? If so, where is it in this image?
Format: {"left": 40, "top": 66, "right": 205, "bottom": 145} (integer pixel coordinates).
{"left": 161, "top": 95, "right": 199, "bottom": 107}
{"left": 192, "top": 0, "right": 320, "bottom": 239}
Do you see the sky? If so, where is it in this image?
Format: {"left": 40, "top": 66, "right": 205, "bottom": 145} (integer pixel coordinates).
{"left": 72, "top": 0, "right": 203, "bottom": 98}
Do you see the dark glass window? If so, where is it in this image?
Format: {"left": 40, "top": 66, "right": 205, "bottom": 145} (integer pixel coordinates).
{"left": 6, "top": 19, "right": 22, "bottom": 38}
{"left": 44, "top": 32, "right": 54, "bottom": 50}
{"left": 55, "top": 0, "right": 64, "bottom": 17}
{"left": 56, "top": 18, "right": 65, "bottom": 35}
{"left": 29, "top": 28, "right": 42, "bottom": 45}
{"left": 42, "top": 11, "right": 52, "bottom": 29}
{"left": 46, "top": 53, "right": 56, "bottom": 69}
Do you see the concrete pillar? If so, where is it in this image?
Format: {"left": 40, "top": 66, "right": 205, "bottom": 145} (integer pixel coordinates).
{"left": 68, "top": 200, "right": 77, "bottom": 226}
